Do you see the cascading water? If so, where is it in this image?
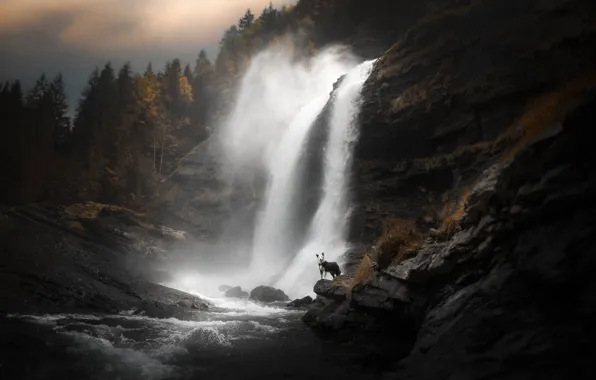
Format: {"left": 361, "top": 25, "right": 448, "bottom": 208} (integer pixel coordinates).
{"left": 214, "top": 45, "right": 375, "bottom": 298}
{"left": 217, "top": 45, "right": 357, "bottom": 290}
{"left": 274, "top": 60, "right": 376, "bottom": 297}
{"left": 3, "top": 45, "right": 378, "bottom": 380}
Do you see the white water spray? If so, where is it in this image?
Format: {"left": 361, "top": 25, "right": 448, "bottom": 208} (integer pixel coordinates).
{"left": 172, "top": 45, "right": 375, "bottom": 299}
{"left": 217, "top": 45, "right": 357, "bottom": 290}
{"left": 274, "top": 60, "right": 376, "bottom": 297}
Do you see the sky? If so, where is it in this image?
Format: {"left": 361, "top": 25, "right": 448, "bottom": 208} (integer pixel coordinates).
{"left": 0, "top": 0, "right": 296, "bottom": 107}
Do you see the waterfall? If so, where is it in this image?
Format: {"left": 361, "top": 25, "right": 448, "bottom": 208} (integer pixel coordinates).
{"left": 216, "top": 45, "right": 375, "bottom": 298}
{"left": 274, "top": 60, "right": 376, "bottom": 297}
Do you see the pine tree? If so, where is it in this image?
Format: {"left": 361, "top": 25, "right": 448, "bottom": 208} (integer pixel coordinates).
{"left": 259, "top": 2, "right": 278, "bottom": 31}
{"left": 220, "top": 25, "right": 239, "bottom": 47}
{"left": 21, "top": 74, "right": 55, "bottom": 201}
{"left": 49, "top": 74, "right": 71, "bottom": 148}
{"left": 238, "top": 9, "right": 255, "bottom": 31}
{"left": 26, "top": 74, "right": 49, "bottom": 107}
{"left": 183, "top": 64, "right": 193, "bottom": 83}
{"left": 192, "top": 50, "right": 214, "bottom": 129}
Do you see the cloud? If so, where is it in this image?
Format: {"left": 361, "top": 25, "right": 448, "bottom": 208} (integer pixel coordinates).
{"left": 0, "top": 0, "right": 295, "bottom": 52}
{"left": 0, "top": 1, "right": 295, "bottom": 108}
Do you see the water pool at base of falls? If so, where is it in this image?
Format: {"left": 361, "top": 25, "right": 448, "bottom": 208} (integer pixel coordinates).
{"left": 1, "top": 296, "right": 335, "bottom": 380}
{"left": 0, "top": 296, "right": 389, "bottom": 380}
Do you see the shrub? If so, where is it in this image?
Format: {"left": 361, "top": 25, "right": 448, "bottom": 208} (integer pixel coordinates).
{"left": 375, "top": 218, "right": 425, "bottom": 270}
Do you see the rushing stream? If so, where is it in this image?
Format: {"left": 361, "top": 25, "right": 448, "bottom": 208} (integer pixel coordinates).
{"left": 3, "top": 297, "right": 303, "bottom": 380}
{"left": 2, "top": 294, "right": 388, "bottom": 380}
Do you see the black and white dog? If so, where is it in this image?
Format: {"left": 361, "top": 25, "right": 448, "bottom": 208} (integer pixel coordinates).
{"left": 316, "top": 252, "right": 342, "bottom": 279}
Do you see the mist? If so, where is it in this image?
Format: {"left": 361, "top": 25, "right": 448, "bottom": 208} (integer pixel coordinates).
{"left": 162, "top": 42, "right": 375, "bottom": 300}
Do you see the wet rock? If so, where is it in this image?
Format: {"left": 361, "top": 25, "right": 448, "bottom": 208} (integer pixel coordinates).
{"left": 461, "top": 165, "right": 501, "bottom": 228}
{"left": 350, "top": 274, "right": 418, "bottom": 311}
{"left": 383, "top": 242, "right": 448, "bottom": 284}
{"left": 249, "top": 286, "right": 290, "bottom": 303}
{"left": 302, "top": 300, "right": 350, "bottom": 330}
{"left": 287, "top": 296, "right": 313, "bottom": 308}
{"left": 313, "top": 279, "right": 347, "bottom": 301}
{"left": 225, "top": 286, "right": 249, "bottom": 298}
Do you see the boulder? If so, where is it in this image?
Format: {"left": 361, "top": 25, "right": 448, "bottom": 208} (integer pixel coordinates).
{"left": 218, "top": 284, "right": 232, "bottom": 292}
{"left": 224, "top": 286, "right": 248, "bottom": 298}
{"left": 249, "top": 286, "right": 290, "bottom": 303}
{"left": 287, "top": 295, "right": 313, "bottom": 308}
{"left": 383, "top": 242, "right": 449, "bottom": 284}
{"left": 350, "top": 274, "right": 420, "bottom": 311}
{"left": 313, "top": 279, "right": 347, "bottom": 301}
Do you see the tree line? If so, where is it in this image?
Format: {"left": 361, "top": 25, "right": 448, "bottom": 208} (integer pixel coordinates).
{"left": 0, "top": 2, "right": 322, "bottom": 208}
{"left": 0, "top": 52, "right": 215, "bottom": 207}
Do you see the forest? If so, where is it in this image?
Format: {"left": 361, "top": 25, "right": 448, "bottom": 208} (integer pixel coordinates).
{"left": 0, "top": 0, "right": 402, "bottom": 208}
{"left": 0, "top": 3, "right": 310, "bottom": 208}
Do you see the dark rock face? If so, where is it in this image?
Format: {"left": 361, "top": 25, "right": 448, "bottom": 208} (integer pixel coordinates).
{"left": 307, "top": 91, "right": 596, "bottom": 379}
{"left": 287, "top": 296, "right": 314, "bottom": 308}
{"left": 147, "top": 137, "right": 263, "bottom": 248}
{"left": 313, "top": 279, "right": 347, "bottom": 302}
{"left": 351, "top": 274, "right": 420, "bottom": 312}
{"left": 225, "top": 286, "right": 249, "bottom": 298}
{"left": 350, "top": 0, "right": 596, "bottom": 244}
{"left": 387, "top": 96, "right": 596, "bottom": 379}
{"left": 0, "top": 204, "right": 211, "bottom": 317}
{"left": 249, "top": 286, "right": 290, "bottom": 303}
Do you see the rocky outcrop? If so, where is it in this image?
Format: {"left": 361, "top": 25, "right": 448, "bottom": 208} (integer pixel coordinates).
{"left": 249, "top": 286, "right": 290, "bottom": 303}
{"left": 225, "top": 286, "right": 249, "bottom": 298}
{"left": 307, "top": 90, "right": 596, "bottom": 378}
{"left": 287, "top": 295, "right": 314, "bottom": 308}
{"left": 313, "top": 279, "right": 347, "bottom": 302}
{"left": 0, "top": 203, "right": 211, "bottom": 317}
{"left": 349, "top": 0, "right": 596, "bottom": 244}
{"left": 148, "top": 137, "right": 263, "bottom": 244}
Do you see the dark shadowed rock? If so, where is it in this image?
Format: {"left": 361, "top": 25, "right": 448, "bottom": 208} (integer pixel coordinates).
{"left": 460, "top": 164, "right": 502, "bottom": 228}
{"left": 383, "top": 242, "right": 449, "bottom": 284}
{"left": 225, "top": 286, "right": 248, "bottom": 298}
{"left": 350, "top": 274, "right": 421, "bottom": 312}
{"left": 249, "top": 286, "right": 290, "bottom": 303}
{"left": 0, "top": 206, "right": 212, "bottom": 317}
{"left": 287, "top": 296, "right": 314, "bottom": 308}
{"left": 313, "top": 279, "right": 347, "bottom": 301}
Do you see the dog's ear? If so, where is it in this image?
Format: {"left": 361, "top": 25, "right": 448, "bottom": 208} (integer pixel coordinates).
{"left": 316, "top": 254, "right": 319, "bottom": 260}
{"left": 321, "top": 252, "right": 325, "bottom": 260}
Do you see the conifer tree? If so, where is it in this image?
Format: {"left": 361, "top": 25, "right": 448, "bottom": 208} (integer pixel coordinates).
{"left": 183, "top": 64, "right": 193, "bottom": 83}
{"left": 49, "top": 74, "right": 71, "bottom": 148}
{"left": 238, "top": 9, "right": 255, "bottom": 31}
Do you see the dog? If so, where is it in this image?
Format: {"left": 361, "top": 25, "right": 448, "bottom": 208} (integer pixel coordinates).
{"left": 316, "top": 252, "right": 341, "bottom": 279}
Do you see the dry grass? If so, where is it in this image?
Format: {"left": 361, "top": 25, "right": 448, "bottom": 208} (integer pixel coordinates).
{"left": 64, "top": 202, "right": 144, "bottom": 220}
{"left": 345, "top": 253, "right": 374, "bottom": 300}
{"left": 434, "top": 72, "right": 596, "bottom": 239}
{"left": 344, "top": 219, "right": 425, "bottom": 300}
{"left": 375, "top": 218, "right": 425, "bottom": 270}
{"left": 437, "top": 187, "right": 472, "bottom": 240}
{"left": 501, "top": 71, "right": 596, "bottom": 161}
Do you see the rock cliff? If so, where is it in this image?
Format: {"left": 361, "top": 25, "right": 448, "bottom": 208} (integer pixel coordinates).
{"left": 350, "top": 0, "right": 596, "bottom": 243}
{"left": 307, "top": 0, "right": 596, "bottom": 378}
